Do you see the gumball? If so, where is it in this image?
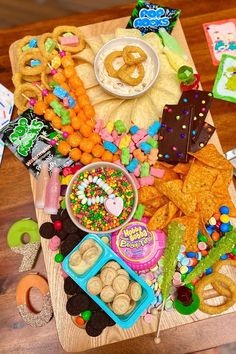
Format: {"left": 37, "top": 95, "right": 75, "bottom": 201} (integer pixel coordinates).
{"left": 53, "top": 220, "right": 62, "bottom": 231}
{"left": 50, "top": 139, "right": 57, "bottom": 146}
{"left": 55, "top": 253, "right": 64, "bottom": 263}
{"left": 81, "top": 310, "right": 92, "bottom": 321}
{"left": 42, "top": 89, "right": 49, "bottom": 97}
{"left": 75, "top": 316, "right": 85, "bottom": 326}
{"left": 29, "top": 98, "right": 36, "bottom": 106}
{"left": 62, "top": 131, "right": 69, "bottom": 138}
{"left": 69, "top": 148, "right": 82, "bottom": 161}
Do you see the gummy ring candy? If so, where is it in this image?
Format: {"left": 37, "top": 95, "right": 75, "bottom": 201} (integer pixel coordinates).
{"left": 122, "top": 45, "right": 147, "bottom": 65}
{"left": 7, "top": 219, "right": 41, "bottom": 272}
{"left": 195, "top": 273, "right": 236, "bottom": 314}
{"left": 16, "top": 274, "right": 53, "bottom": 327}
{"left": 52, "top": 26, "right": 85, "bottom": 53}
{"left": 212, "top": 259, "right": 236, "bottom": 298}
{"left": 18, "top": 48, "right": 47, "bottom": 76}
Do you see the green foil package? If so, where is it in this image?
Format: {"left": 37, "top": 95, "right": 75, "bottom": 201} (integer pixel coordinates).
{"left": 127, "top": 1, "right": 181, "bottom": 35}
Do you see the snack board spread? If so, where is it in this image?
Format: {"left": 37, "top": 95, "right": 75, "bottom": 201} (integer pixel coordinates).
{"left": 4, "top": 3, "right": 236, "bottom": 351}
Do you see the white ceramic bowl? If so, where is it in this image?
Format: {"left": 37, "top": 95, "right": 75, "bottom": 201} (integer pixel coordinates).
{"left": 65, "top": 162, "right": 138, "bottom": 234}
{"left": 94, "top": 37, "right": 160, "bottom": 99}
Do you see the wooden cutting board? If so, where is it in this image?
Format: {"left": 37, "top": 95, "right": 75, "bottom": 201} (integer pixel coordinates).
{"left": 9, "top": 16, "right": 236, "bottom": 353}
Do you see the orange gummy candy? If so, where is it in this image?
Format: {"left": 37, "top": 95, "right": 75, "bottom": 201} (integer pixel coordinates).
{"left": 69, "top": 148, "right": 82, "bottom": 161}
{"left": 84, "top": 104, "right": 95, "bottom": 119}
{"left": 66, "top": 133, "right": 81, "bottom": 148}
{"left": 89, "top": 132, "right": 101, "bottom": 144}
{"left": 53, "top": 72, "right": 66, "bottom": 84}
{"left": 80, "top": 124, "right": 93, "bottom": 138}
{"left": 69, "top": 76, "right": 83, "bottom": 89}
{"left": 57, "top": 140, "right": 71, "bottom": 156}
{"left": 68, "top": 109, "right": 76, "bottom": 120}
{"left": 73, "top": 104, "right": 81, "bottom": 113}
{"left": 75, "top": 86, "right": 86, "bottom": 96}
{"left": 52, "top": 116, "right": 62, "bottom": 129}
{"left": 61, "top": 125, "right": 74, "bottom": 135}
{"left": 113, "top": 154, "right": 120, "bottom": 162}
{"left": 101, "top": 150, "right": 113, "bottom": 162}
{"left": 61, "top": 55, "right": 74, "bottom": 68}
{"left": 44, "top": 108, "right": 56, "bottom": 121}
{"left": 78, "top": 95, "right": 90, "bottom": 108}
{"left": 91, "top": 144, "right": 104, "bottom": 158}
{"left": 80, "top": 138, "right": 94, "bottom": 153}
{"left": 91, "top": 157, "right": 101, "bottom": 162}
{"left": 80, "top": 152, "right": 92, "bottom": 165}
{"left": 64, "top": 65, "right": 76, "bottom": 78}
{"left": 33, "top": 100, "right": 47, "bottom": 115}
{"left": 60, "top": 82, "right": 71, "bottom": 92}
{"left": 45, "top": 93, "right": 58, "bottom": 104}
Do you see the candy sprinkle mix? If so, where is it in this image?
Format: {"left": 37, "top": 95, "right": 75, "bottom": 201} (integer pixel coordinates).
{"left": 70, "top": 167, "right": 135, "bottom": 232}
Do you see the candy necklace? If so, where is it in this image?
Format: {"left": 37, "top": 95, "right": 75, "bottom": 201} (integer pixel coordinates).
{"left": 76, "top": 174, "right": 115, "bottom": 206}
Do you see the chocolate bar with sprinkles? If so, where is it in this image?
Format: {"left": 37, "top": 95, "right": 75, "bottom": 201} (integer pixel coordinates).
{"left": 158, "top": 104, "right": 194, "bottom": 164}
{"left": 190, "top": 122, "right": 215, "bottom": 153}
{"left": 178, "top": 90, "right": 213, "bottom": 141}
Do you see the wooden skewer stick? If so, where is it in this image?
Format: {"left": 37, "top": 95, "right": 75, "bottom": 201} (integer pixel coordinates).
{"left": 35, "top": 83, "right": 43, "bottom": 91}
{"left": 40, "top": 135, "right": 51, "bottom": 143}
{"left": 21, "top": 93, "right": 30, "bottom": 101}
{"left": 47, "top": 62, "right": 53, "bottom": 70}
{"left": 154, "top": 300, "right": 165, "bottom": 344}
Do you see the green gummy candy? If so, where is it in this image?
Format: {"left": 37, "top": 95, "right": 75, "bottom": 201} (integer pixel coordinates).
{"left": 49, "top": 81, "right": 57, "bottom": 89}
{"left": 114, "top": 120, "right": 126, "bottom": 134}
{"left": 140, "top": 162, "right": 150, "bottom": 177}
{"left": 185, "top": 229, "right": 236, "bottom": 283}
{"left": 45, "top": 38, "right": 56, "bottom": 52}
{"left": 61, "top": 110, "right": 70, "bottom": 125}
{"left": 121, "top": 147, "right": 130, "bottom": 165}
{"left": 133, "top": 204, "right": 145, "bottom": 220}
{"left": 61, "top": 199, "right": 66, "bottom": 209}
{"left": 50, "top": 99, "right": 62, "bottom": 115}
{"left": 146, "top": 137, "right": 158, "bottom": 148}
{"left": 7, "top": 219, "right": 40, "bottom": 248}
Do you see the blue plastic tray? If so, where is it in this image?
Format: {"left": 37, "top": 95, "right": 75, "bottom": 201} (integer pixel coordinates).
{"left": 62, "top": 234, "right": 155, "bottom": 329}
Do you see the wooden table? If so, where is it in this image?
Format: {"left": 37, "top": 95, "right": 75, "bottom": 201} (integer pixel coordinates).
{"left": 0, "top": 1, "right": 236, "bottom": 353}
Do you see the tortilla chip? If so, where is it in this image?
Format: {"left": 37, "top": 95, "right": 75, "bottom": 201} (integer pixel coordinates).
{"left": 188, "top": 144, "right": 233, "bottom": 171}
{"left": 138, "top": 186, "right": 160, "bottom": 204}
{"left": 85, "top": 36, "right": 103, "bottom": 54}
{"left": 197, "top": 191, "right": 217, "bottom": 222}
{"left": 173, "top": 162, "right": 192, "bottom": 175}
{"left": 100, "top": 33, "right": 115, "bottom": 44}
{"left": 147, "top": 196, "right": 169, "bottom": 210}
{"left": 131, "top": 95, "right": 158, "bottom": 129}
{"left": 109, "top": 99, "right": 135, "bottom": 127}
{"left": 75, "top": 63, "right": 97, "bottom": 88}
{"left": 153, "top": 162, "right": 179, "bottom": 182}
{"left": 144, "top": 205, "right": 157, "bottom": 217}
{"left": 142, "top": 32, "right": 163, "bottom": 52}
{"left": 72, "top": 47, "right": 95, "bottom": 65}
{"left": 147, "top": 201, "right": 178, "bottom": 231}
{"left": 158, "top": 179, "right": 197, "bottom": 216}
{"left": 87, "top": 86, "right": 113, "bottom": 106}
{"left": 172, "top": 213, "right": 200, "bottom": 251}
{"left": 183, "top": 159, "right": 218, "bottom": 193}
{"left": 94, "top": 99, "right": 124, "bottom": 124}
{"left": 211, "top": 174, "right": 236, "bottom": 217}
{"left": 115, "top": 28, "right": 142, "bottom": 38}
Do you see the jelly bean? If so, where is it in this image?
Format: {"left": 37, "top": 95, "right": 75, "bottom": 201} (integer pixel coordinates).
{"left": 206, "top": 226, "right": 213, "bottom": 236}
{"left": 198, "top": 241, "right": 207, "bottom": 250}
{"left": 173, "top": 272, "right": 181, "bottom": 280}
{"left": 186, "top": 252, "right": 196, "bottom": 258}
{"left": 196, "top": 252, "right": 202, "bottom": 261}
{"left": 55, "top": 253, "right": 64, "bottom": 263}
{"left": 213, "top": 213, "right": 220, "bottom": 220}
{"left": 180, "top": 265, "right": 188, "bottom": 274}
{"left": 219, "top": 205, "right": 229, "bottom": 214}
{"left": 205, "top": 267, "right": 213, "bottom": 275}
{"left": 201, "top": 250, "right": 208, "bottom": 257}
{"left": 181, "top": 258, "right": 189, "bottom": 266}
{"left": 220, "top": 223, "right": 230, "bottom": 233}
{"left": 220, "top": 214, "right": 230, "bottom": 224}
{"left": 209, "top": 217, "right": 216, "bottom": 226}
{"left": 191, "top": 258, "right": 198, "bottom": 266}
{"left": 212, "top": 231, "right": 220, "bottom": 242}
{"left": 232, "top": 248, "right": 236, "bottom": 256}
{"left": 187, "top": 266, "right": 194, "bottom": 273}
{"left": 180, "top": 245, "right": 186, "bottom": 252}
{"left": 220, "top": 254, "right": 228, "bottom": 260}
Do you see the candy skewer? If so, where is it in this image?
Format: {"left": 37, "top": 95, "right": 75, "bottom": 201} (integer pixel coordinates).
{"left": 21, "top": 93, "right": 37, "bottom": 106}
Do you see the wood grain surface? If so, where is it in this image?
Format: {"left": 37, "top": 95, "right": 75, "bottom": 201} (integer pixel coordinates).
{"left": 1, "top": 1, "right": 236, "bottom": 354}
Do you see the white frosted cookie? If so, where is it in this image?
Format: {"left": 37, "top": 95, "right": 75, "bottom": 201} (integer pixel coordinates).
{"left": 87, "top": 276, "right": 103, "bottom": 295}
{"left": 100, "top": 267, "right": 117, "bottom": 286}
{"left": 113, "top": 275, "right": 129, "bottom": 294}
{"left": 112, "top": 294, "right": 130, "bottom": 315}
{"left": 100, "top": 285, "right": 116, "bottom": 303}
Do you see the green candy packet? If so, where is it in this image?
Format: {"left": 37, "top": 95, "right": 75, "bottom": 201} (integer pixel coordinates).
{"left": 126, "top": 0, "right": 181, "bottom": 35}
{"left": 213, "top": 53, "right": 236, "bottom": 103}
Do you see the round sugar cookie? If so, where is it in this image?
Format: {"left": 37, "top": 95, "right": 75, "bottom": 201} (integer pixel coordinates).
{"left": 87, "top": 277, "right": 103, "bottom": 295}
{"left": 83, "top": 246, "right": 100, "bottom": 265}
{"left": 128, "top": 282, "right": 142, "bottom": 301}
{"left": 112, "top": 275, "right": 129, "bottom": 294}
{"left": 69, "top": 250, "right": 82, "bottom": 266}
{"left": 100, "top": 267, "right": 117, "bottom": 286}
{"left": 100, "top": 286, "right": 116, "bottom": 303}
{"left": 112, "top": 294, "right": 130, "bottom": 315}
{"left": 103, "top": 261, "right": 121, "bottom": 270}
{"left": 79, "top": 239, "right": 96, "bottom": 254}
